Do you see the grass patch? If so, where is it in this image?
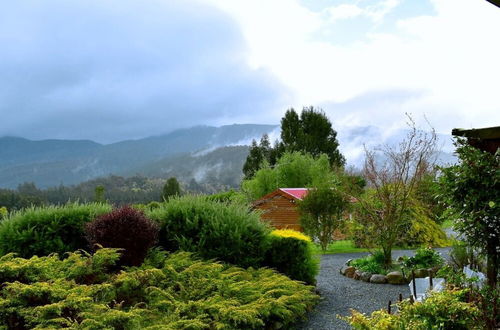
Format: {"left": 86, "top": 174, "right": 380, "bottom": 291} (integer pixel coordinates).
{"left": 312, "top": 240, "right": 369, "bottom": 254}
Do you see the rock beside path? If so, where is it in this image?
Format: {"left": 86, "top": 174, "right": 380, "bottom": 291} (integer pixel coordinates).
{"left": 386, "top": 271, "right": 406, "bottom": 284}
{"left": 370, "top": 274, "right": 388, "bottom": 284}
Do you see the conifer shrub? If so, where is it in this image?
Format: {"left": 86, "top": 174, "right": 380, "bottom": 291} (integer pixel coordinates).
{"left": 0, "top": 203, "right": 112, "bottom": 258}
{"left": 0, "top": 248, "right": 319, "bottom": 329}
{"left": 147, "top": 195, "right": 271, "bottom": 268}
{"left": 85, "top": 206, "right": 159, "bottom": 267}
{"left": 264, "top": 231, "right": 319, "bottom": 285}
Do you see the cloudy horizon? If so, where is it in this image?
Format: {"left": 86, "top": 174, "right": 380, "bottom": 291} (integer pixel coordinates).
{"left": 1, "top": 0, "right": 499, "bottom": 144}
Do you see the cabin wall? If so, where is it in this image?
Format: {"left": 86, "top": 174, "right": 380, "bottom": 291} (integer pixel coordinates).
{"left": 254, "top": 195, "right": 303, "bottom": 232}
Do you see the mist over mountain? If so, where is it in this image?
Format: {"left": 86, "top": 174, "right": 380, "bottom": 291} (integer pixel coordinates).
{"left": 0, "top": 124, "right": 276, "bottom": 189}
{"left": 0, "top": 123, "right": 456, "bottom": 190}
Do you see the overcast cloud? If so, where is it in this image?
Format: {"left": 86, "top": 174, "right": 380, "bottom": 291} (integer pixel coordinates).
{"left": 0, "top": 0, "right": 291, "bottom": 142}
{"left": 1, "top": 0, "right": 499, "bottom": 145}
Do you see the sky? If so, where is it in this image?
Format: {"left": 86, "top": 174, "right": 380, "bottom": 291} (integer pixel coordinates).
{"left": 0, "top": 0, "right": 499, "bottom": 146}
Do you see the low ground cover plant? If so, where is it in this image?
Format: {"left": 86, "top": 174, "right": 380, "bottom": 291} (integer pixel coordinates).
{"left": 0, "top": 203, "right": 112, "bottom": 258}
{"left": 0, "top": 248, "right": 319, "bottom": 329}
{"left": 350, "top": 251, "right": 388, "bottom": 275}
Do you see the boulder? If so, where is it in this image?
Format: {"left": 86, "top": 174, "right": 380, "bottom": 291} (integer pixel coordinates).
{"left": 386, "top": 271, "right": 405, "bottom": 284}
{"left": 341, "top": 266, "right": 356, "bottom": 277}
{"left": 360, "top": 272, "right": 372, "bottom": 282}
{"left": 370, "top": 274, "right": 387, "bottom": 284}
{"left": 413, "top": 268, "right": 429, "bottom": 278}
{"left": 353, "top": 270, "right": 362, "bottom": 280}
{"left": 345, "top": 266, "right": 356, "bottom": 278}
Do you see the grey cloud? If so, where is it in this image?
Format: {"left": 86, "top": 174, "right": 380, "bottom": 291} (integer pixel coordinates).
{"left": 0, "top": 0, "right": 289, "bottom": 142}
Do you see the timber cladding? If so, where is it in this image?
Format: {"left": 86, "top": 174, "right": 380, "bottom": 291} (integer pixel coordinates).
{"left": 253, "top": 189, "right": 304, "bottom": 232}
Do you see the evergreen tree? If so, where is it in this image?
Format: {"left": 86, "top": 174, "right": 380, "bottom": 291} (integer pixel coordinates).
{"left": 279, "top": 107, "right": 344, "bottom": 167}
{"left": 162, "top": 177, "right": 181, "bottom": 201}
{"left": 94, "top": 185, "right": 105, "bottom": 203}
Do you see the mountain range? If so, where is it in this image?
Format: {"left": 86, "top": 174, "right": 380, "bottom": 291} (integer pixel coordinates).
{"left": 0, "top": 123, "right": 456, "bottom": 190}
{"left": 0, "top": 124, "right": 277, "bottom": 189}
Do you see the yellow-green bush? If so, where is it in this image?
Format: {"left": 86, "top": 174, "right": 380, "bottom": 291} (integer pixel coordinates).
{"left": 271, "top": 229, "right": 312, "bottom": 242}
{"left": 265, "top": 230, "right": 319, "bottom": 285}
{"left": 0, "top": 248, "right": 319, "bottom": 329}
{"left": 0, "top": 203, "right": 112, "bottom": 258}
{"left": 345, "top": 289, "right": 481, "bottom": 330}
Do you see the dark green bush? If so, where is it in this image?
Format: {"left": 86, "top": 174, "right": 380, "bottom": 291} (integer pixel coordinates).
{"left": 0, "top": 203, "right": 112, "bottom": 258}
{"left": 147, "top": 195, "right": 271, "bottom": 268}
{"left": 402, "top": 247, "right": 444, "bottom": 270}
{"left": 0, "top": 248, "right": 319, "bottom": 329}
{"left": 264, "top": 234, "right": 319, "bottom": 285}
{"left": 84, "top": 206, "right": 159, "bottom": 267}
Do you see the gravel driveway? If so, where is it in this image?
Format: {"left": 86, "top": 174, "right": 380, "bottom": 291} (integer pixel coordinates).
{"left": 298, "top": 248, "right": 450, "bottom": 329}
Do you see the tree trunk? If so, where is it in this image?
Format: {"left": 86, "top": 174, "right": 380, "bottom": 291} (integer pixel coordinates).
{"left": 382, "top": 245, "right": 392, "bottom": 266}
{"left": 486, "top": 241, "right": 498, "bottom": 288}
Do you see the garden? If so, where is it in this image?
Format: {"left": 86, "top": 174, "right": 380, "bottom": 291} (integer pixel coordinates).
{"left": 0, "top": 198, "right": 320, "bottom": 329}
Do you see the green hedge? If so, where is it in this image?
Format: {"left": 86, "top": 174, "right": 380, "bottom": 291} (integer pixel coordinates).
{"left": 147, "top": 195, "right": 271, "bottom": 268}
{"left": 0, "top": 203, "right": 112, "bottom": 258}
{"left": 264, "top": 234, "right": 319, "bottom": 285}
{"left": 0, "top": 248, "right": 319, "bottom": 329}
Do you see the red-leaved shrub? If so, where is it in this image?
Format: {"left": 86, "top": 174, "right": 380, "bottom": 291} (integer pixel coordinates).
{"left": 84, "top": 206, "right": 159, "bottom": 267}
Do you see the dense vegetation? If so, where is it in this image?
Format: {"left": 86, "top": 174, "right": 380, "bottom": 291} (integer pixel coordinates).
{"left": 0, "top": 203, "right": 112, "bottom": 258}
{"left": 243, "top": 107, "right": 344, "bottom": 179}
{"left": 0, "top": 248, "right": 318, "bottom": 329}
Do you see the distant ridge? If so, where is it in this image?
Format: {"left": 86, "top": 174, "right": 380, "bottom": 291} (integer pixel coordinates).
{"left": 0, "top": 124, "right": 278, "bottom": 188}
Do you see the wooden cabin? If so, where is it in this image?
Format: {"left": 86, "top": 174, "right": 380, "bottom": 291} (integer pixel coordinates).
{"left": 253, "top": 188, "right": 357, "bottom": 234}
{"left": 252, "top": 188, "right": 309, "bottom": 231}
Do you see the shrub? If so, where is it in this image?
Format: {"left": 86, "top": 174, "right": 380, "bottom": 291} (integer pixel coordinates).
{"left": 264, "top": 231, "right": 319, "bottom": 284}
{"left": 345, "top": 289, "right": 481, "bottom": 329}
{"left": 0, "top": 203, "right": 112, "bottom": 258}
{"left": 351, "top": 251, "right": 386, "bottom": 275}
{"left": 147, "top": 195, "right": 271, "bottom": 268}
{"left": 402, "top": 247, "right": 444, "bottom": 271}
{"left": 0, "top": 248, "right": 319, "bottom": 329}
{"left": 85, "top": 206, "right": 159, "bottom": 267}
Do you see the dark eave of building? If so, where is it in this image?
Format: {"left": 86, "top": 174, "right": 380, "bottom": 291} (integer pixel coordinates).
{"left": 452, "top": 126, "right": 500, "bottom": 140}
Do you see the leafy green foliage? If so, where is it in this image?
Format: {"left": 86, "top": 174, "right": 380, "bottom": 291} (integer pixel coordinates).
{"left": 350, "top": 251, "right": 386, "bottom": 275}
{"left": 401, "top": 247, "right": 444, "bottom": 270}
{"left": 162, "top": 177, "right": 181, "bottom": 201}
{"left": 264, "top": 233, "right": 319, "bottom": 285}
{"left": 299, "top": 183, "right": 350, "bottom": 251}
{"left": 148, "top": 195, "right": 271, "bottom": 268}
{"left": 0, "top": 206, "right": 7, "bottom": 219}
{"left": 0, "top": 203, "right": 112, "bottom": 258}
{"left": 0, "top": 249, "right": 319, "bottom": 329}
{"left": 242, "top": 152, "right": 334, "bottom": 200}
{"left": 440, "top": 138, "right": 499, "bottom": 287}
{"left": 84, "top": 206, "right": 159, "bottom": 267}
{"left": 346, "top": 289, "right": 481, "bottom": 329}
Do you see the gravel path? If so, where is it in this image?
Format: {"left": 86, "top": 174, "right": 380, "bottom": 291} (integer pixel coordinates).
{"left": 298, "top": 248, "right": 450, "bottom": 330}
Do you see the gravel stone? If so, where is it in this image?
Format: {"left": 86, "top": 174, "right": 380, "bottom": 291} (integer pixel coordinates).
{"left": 297, "top": 248, "right": 450, "bottom": 329}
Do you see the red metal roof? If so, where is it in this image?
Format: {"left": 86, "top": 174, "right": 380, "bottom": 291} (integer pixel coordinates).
{"left": 279, "top": 188, "right": 309, "bottom": 200}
